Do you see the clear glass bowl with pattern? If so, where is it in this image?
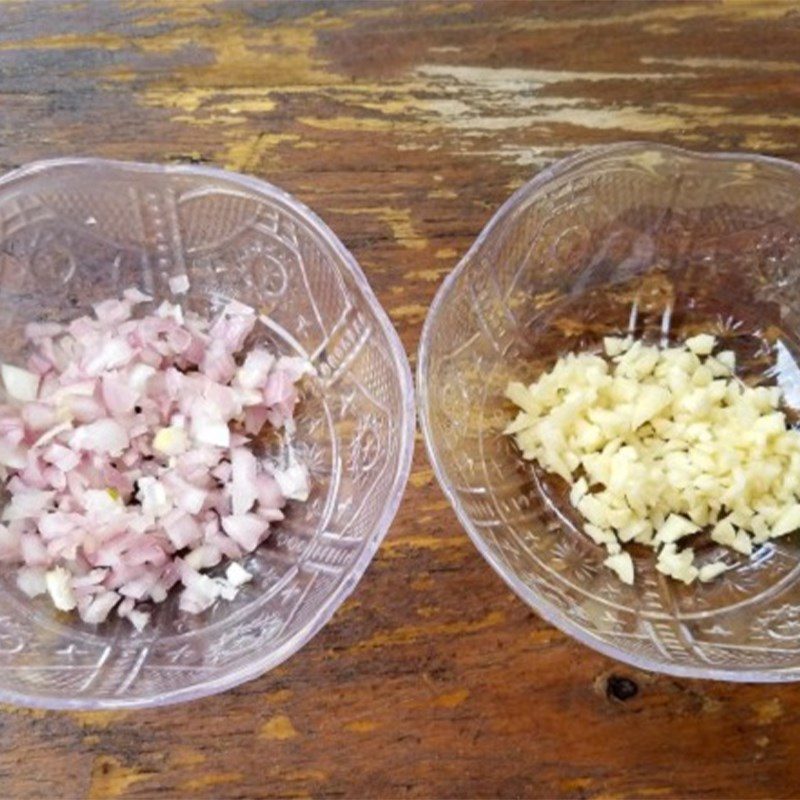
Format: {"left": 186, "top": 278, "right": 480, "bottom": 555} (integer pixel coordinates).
{"left": 0, "top": 158, "right": 414, "bottom": 708}
{"left": 419, "top": 142, "right": 800, "bottom": 681}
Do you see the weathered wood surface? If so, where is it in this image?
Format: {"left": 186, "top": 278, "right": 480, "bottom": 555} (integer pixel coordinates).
{"left": 2, "top": 1, "right": 800, "bottom": 797}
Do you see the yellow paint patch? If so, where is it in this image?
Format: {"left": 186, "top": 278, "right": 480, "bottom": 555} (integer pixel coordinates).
{"left": 435, "top": 247, "right": 458, "bottom": 259}
{"left": 742, "top": 130, "right": 788, "bottom": 152}
{"left": 88, "top": 756, "right": 151, "bottom": 800}
{"left": 170, "top": 747, "right": 206, "bottom": 768}
{"left": 561, "top": 777, "right": 594, "bottom": 793}
{"left": 225, "top": 98, "right": 280, "bottom": 115}
{"left": 640, "top": 55, "right": 800, "bottom": 72}
{"left": 260, "top": 714, "right": 298, "bottom": 740}
{"left": 140, "top": 87, "right": 276, "bottom": 117}
{"left": 428, "top": 1, "right": 474, "bottom": 12}
{"left": 180, "top": 772, "right": 243, "bottom": 792}
{"left": 510, "top": 1, "right": 790, "bottom": 33}
{"left": 333, "top": 205, "right": 426, "bottom": 247}
{"left": 223, "top": 132, "right": 300, "bottom": 171}
{"left": 409, "top": 468, "right": 434, "bottom": 487}
{"left": 336, "top": 206, "right": 428, "bottom": 247}
{"left": 529, "top": 627, "right": 562, "bottom": 645}
{"left": 298, "top": 115, "right": 409, "bottom": 133}
{"left": 353, "top": 610, "right": 505, "bottom": 652}
{"left": 390, "top": 304, "right": 428, "bottom": 321}
{"left": 344, "top": 719, "right": 379, "bottom": 733}
{"left": 420, "top": 499, "right": 451, "bottom": 512}
{"left": 407, "top": 268, "right": 451, "bottom": 282}
{"left": 756, "top": 735, "right": 770, "bottom": 748}
{"left": 339, "top": 597, "right": 362, "bottom": 616}
{"left": 0, "top": 703, "right": 47, "bottom": 719}
{"left": 410, "top": 573, "right": 434, "bottom": 591}
{"left": 263, "top": 688, "right": 294, "bottom": 704}
{"left": 379, "top": 208, "right": 427, "bottom": 250}
{"left": 83, "top": 735, "right": 100, "bottom": 746}
{"left": 355, "top": 96, "right": 426, "bottom": 116}
{"left": 428, "top": 188, "right": 458, "bottom": 199}
{"left": 138, "top": 20, "right": 335, "bottom": 87}
{"left": 0, "top": 30, "right": 128, "bottom": 51}
{"left": 433, "top": 688, "right": 470, "bottom": 708}
{"left": 382, "top": 534, "right": 467, "bottom": 555}
{"left": 754, "top": 698, "right": 783, "bottom": 725}
{"left": 96, "top": 66, "right": 138, "bottom": 82}
{"left": 140, "top": 88, "right": 215, "bottom": 115}
{"left": 285, "top": 768, "right": 328, "bottom": 782}
{"left": 130, "top": 5, "right": 217, "bottom": 27}
{"left": 70, "top": 710, "right": 129, "bottom": 729}
{"left": 125, "top": 12, "right": 347, "bottom": 144}
{"left": 642, "top": 22, "right": 680, "bottom": 35}
{"left": 172, "top": 113, "right": 244, "bottom": 127}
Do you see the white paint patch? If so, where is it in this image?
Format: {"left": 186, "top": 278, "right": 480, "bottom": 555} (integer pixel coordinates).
{"left": 411, "top": 64, "right": 696, "bottom": 137}
{"left": 407, "top": 63, "right": 800, "bottom": 166}
{"left": 406, "top": 63, "right": 692, "bottom": 165}
{"left": 470, "top": 146, "right": 562, "bottom": 168}
{"left": 419, "top": 101, "right": 691, "bottom": 133}
{"left": 416, "top": 64, "right": 683, "bottom": 91}
{"left": 640, "top": 56, "right": 800, "bottom": 72}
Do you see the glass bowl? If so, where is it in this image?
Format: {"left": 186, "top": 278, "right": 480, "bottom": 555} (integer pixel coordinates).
{"left": 419, "top": 142, "right": 800, "bottom": 682}
{"left": 0, "top": 158, "right": 414, "bottom": 708}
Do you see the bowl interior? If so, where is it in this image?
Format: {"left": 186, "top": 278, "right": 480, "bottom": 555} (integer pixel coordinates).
{"left": 420, "top": 143, "right": 800, "bottom": 680}
{"left": 0, "top": 159, "right": 413, "bottom": 707}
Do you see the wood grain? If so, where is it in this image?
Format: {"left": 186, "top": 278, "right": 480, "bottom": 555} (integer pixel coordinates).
{"left": 2, "top": 1, "right": 800, "bottom": 797}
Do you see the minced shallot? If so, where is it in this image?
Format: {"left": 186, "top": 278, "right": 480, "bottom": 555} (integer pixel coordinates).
{"left": 0, "top": 287, "right": 312, "bottom": 630}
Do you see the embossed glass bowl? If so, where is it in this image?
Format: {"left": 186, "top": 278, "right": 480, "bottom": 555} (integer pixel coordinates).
{"left": 0, "top": 158, "right": 414, "bottom": 708}
{"left": 419, "top": 142, "right": 800, "bottom": 681}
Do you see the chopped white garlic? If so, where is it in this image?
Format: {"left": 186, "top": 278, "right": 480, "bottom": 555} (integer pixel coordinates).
{"left": 153, "top": 425, "right": 189, "bottom": 456}
{"left": 699, "top": 561, "right": 728, "bottom": 582}
{"left": 604, "top": 336, "right": 633, "bottom": 357}
{"left": 604, "top": 551, "right": 634, "bottom": 585}
{"left": 654, "top": 514, "right": 699, "bottom": 545}
{"left": 506, "top": 333, "right": 800, "bottom": 587}
{"left": 16, "top": 566, "right": 47, "bottom": 597}
{"left": 45, "top": 566, "right": 77, "bottom": 611}
{"left": 2, "top": 364, "right": 40, "bottom": 402}
{"left": 685, "top": 334, "right": 716, "bottom": 355}
{"left": 771, "top": 504, "right": 800, "bottom": 538}
{"left": 656, "top": 544, "right": 699, "bottom": 585}
{"left": 225, "top": 562, "right": 252, "bottom": 587}
{"left": 272, "top": 461, "right": 310, "bottom": 502}
{"left": 168, "top": 274, "right": 190, "bottom": 294}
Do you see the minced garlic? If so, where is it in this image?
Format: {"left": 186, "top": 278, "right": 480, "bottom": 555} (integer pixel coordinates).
{"left": 505, "top": 334, "right": 800, "bottom": 585}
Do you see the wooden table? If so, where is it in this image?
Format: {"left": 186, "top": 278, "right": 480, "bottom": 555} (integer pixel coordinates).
{"left": 2, "top": 1, "right": 800, "bottom": 797}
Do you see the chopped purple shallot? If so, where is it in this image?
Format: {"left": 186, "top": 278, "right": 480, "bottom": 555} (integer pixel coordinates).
{"left": 0, "top": 288, "right": 312, "bottom": 630}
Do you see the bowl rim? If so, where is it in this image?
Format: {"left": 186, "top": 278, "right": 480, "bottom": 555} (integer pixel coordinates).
{"left": 418, "top": 141, "right": 800, "bottom": 683}
{"left": 0, "top": 157, "right": 416, "bottom": 709}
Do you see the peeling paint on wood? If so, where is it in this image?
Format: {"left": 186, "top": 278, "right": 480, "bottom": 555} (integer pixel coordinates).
{"left": 2, "top": 2, "right": 800, "bottom": 799}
